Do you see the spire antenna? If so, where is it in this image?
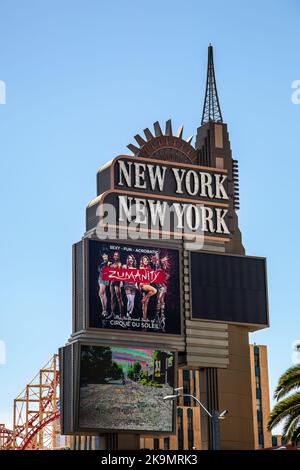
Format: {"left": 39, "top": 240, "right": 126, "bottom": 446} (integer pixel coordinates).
{"left": 201, "top": 44, "right": 223, "bottom": 125}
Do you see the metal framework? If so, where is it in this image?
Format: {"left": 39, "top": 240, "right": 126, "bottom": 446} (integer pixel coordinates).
{"left": 201, "top": 44, "right": 223, "bottom": 125}
{"left": 0, "top": 354, "right": 64, "bottom": 450}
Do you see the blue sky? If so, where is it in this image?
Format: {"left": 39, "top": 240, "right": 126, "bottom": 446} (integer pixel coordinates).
{"left": 0, "top": 0, "right": 300, "bottom": 429}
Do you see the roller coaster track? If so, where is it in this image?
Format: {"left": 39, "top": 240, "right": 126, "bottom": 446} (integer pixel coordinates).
{"left": 20, "top": 409, "right": 61, "bottom": 450}
{"left": 0, "top": 354, "right": 63, "bottom": 450}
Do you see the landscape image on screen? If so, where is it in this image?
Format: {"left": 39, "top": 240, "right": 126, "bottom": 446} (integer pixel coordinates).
{"left": 79, "top": 346, "right": 175, "bottom": 432}
{"left": 88, "top": 240, "right": 181, "bottom": 335}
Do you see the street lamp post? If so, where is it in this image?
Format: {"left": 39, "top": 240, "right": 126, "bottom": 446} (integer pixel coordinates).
{"left": 163, "top": 388, "right": 228, "bottom": 450}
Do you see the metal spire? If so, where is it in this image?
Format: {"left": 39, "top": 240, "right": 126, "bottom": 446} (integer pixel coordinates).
{"left": 201, "top": 44, "right": 223, "bottom": 125}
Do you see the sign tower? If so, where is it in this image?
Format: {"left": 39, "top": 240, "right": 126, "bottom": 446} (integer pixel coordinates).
{"left": 59, "top": 45, "right": 269, "bottom": 450}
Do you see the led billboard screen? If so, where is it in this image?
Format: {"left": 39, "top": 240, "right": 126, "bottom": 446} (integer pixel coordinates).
{"left": 88, "top": 240, "right": 181, "bottom": 335}
{"left": 79, "top": 345, "right": 175, "bottom": 433}
{"left": 190, "top": 252, "right": 268, "bottom": 326}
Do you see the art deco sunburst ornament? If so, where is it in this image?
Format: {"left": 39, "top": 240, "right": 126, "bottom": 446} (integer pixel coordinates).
{"left": 127, "top": 119, "right": 197, "bottom": 164}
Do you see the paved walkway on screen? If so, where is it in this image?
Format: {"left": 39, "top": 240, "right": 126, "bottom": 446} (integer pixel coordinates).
{"left": 79, "top": 380, "right": 173, "bottom": 432}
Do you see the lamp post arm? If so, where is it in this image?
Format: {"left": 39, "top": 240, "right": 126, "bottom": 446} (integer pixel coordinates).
{"left": 181, "top": 393, "right": 212, "bottom": 418}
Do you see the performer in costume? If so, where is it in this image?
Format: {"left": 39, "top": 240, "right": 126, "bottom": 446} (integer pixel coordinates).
{"left": 98, "top": 251, "right": 110, "bottom": 317}
{"left": 139, "top": 255, "right": 157, "bottom": 321}
{"left": 122, "top": 254, "right": 138, "bottom": 319}
{"left": 109, "top": 250, "right": 123, "bottom": 318}
{"left": 151, "top": 251, "right": 170, "bottom": 331}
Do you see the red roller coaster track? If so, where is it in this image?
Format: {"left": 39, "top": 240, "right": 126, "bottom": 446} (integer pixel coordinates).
{"left": 0, "top": 355, "right": 62, "bottom": 450}
{"left": 20, "top": 409, "right": 61, "bottom": 450}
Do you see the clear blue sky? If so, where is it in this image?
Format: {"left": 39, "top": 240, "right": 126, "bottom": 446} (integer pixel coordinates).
{"left": 0, "top": 0, "right": 299, "bottom": 428}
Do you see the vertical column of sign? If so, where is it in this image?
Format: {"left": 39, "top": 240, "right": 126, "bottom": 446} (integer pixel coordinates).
{"left": 183, "top": 247, "right": 190, "bottom": 349}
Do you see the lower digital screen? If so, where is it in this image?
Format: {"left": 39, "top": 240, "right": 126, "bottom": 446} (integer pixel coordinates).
{"left": 79, "top": 345, "right": 175, "bottom": 433}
